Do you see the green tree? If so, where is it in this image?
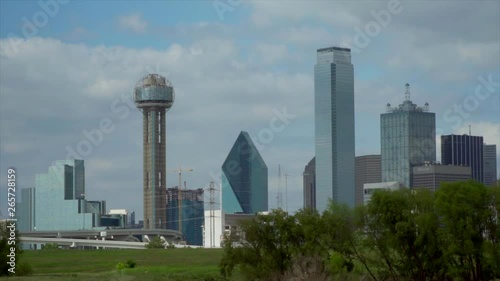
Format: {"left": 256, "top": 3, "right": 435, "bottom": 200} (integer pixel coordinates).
{"left": 364, "top": 188, "right": 447, "bottom": 281}
{"left": 435, "top": 180, "right": 496, "bottom": 281}
{"left": 0, "top": 221, "right": 23, "bottom": 276}
{"left": 146, "top": 236, "right": 165, "bottom": 249}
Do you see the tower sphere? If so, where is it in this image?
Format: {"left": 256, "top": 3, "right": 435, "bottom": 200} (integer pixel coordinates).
{"left": 134, "top": 74, "right": 175, "bottom": 110}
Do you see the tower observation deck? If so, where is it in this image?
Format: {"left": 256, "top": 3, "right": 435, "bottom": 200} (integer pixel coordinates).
{"left": 134, "top": 74, "right": 175, "bottom": 229}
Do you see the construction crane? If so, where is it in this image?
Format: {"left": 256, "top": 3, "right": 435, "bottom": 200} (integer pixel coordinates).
{"left": 167, "top": 165, "right": 194, "bottom": 232}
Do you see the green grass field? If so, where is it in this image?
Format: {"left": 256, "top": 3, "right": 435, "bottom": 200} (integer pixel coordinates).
{"left": 12, "top": 248, "right": 228, "bottom": 281}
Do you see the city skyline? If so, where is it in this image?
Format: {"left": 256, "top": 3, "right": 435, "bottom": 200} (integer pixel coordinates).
{"left": 1, "top": 1, "right": 499, "bottom": 219}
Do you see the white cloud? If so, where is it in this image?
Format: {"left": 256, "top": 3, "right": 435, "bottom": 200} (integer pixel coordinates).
{"left": 118, "top": 13, "right": 148, "bottom": 33}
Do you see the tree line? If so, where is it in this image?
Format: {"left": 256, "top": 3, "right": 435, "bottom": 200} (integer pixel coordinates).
{"left": 220, "top": 180, "right": 500, "bottom": 281}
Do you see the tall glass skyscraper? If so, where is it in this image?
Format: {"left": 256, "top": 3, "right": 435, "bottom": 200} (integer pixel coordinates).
{"left": 166, "top": 187, "right": 204, "bottom": 245}
{"left": 381, "top": 84, "right": 436, "bottom": 188}
{"left": 222, "top": 131, "right": 268, "bottom": 214}
{"left": 441, "top": 134, "right": 484, "bottom": 183}
{"left": 314, "top": 47, "right": 355, "bottom": 210}
{"left": 303, "top": 157, "right": 316, "bottom": 210}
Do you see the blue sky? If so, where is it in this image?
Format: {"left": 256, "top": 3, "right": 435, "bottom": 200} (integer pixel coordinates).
{"left": 0, "top": 0, "right": 499, "bottom": 220}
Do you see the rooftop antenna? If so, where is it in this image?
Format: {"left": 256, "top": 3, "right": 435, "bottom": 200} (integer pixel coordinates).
{"left": 405, "top": 83, "right": 410, "bottom": 101}
{"left": 469, "top": 125, "right": 471, "bottom": 136}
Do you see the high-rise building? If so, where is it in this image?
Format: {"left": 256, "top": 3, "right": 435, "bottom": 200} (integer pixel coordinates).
{"left": 412, "top": 163, "right": 471, "bottom": 191}
{"left": 166, "top": 187, "right": 204, "bottom": 245}
{"left": 303, "top": 157, "right": 316, "bottom": 210}
{"left": 221, "top": 131, "right": 268, "bottom": 214}
{"left": 314, "top": 46, "right": 355, "bottom": 210}
{"left": 17, "top": 160, "right": 106, "bottom": 231}
{"left": 483, "top": 144, "right": 497, "bottom": 186}
{"left": 133, "top": 74, "right": 175, "bottom": 229}
{"left": 441, "top": 134, "right": 484, "bottom": 183}
{"left": 355, "top": 155, "right": 381, "bottom": 206}
{"left": 18, "top": 188, "right": 35, "bottom": 231}
{"left": 381, "top": 83, "right": 436, "bottom": 188}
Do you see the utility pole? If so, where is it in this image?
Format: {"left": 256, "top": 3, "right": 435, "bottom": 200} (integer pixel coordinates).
{"left": 208, "top": 181, "right": 218, "bottom": 248}
{"left": 283, "top": 172, "right": 289, "bottom": 212}
{"left": 277, "top": 165, "right": 283, "bottom": 209}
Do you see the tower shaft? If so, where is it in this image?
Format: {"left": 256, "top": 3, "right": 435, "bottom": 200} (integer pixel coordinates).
{"left": 143, "top": 107, "right": 167, "bottom": 229}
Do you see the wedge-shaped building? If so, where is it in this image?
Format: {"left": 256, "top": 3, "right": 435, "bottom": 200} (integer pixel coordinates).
{"left": 222, "top": 131, "right": 268, "bottom": 214}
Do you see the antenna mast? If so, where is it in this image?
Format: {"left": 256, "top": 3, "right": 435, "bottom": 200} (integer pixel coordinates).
{"left": 405, "top": 83, "right": 410, "bottom": 101}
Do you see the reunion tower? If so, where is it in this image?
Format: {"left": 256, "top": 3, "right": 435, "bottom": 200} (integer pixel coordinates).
{"left": 134, "top": 74, "right": 175, "bottom": 229}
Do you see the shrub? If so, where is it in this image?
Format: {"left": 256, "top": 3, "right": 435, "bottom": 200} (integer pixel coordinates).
{"left": 126, "top": 259, "right": 136, "bottom": 269}
{"left": 115, "top": 262, "right": 126, "bottom": 271}
{"left": 16, "top": 262, "right": 33, "bottom": 276}
{"left": 146, "top": 236, "right": 165, "bottom": 249}
{"left": 42, "top": 243, "right": 59, "bottom": 250}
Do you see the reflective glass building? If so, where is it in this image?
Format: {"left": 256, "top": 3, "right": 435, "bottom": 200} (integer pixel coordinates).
{"left": 441, "top": 134, "right": 484, "bottom": 183}
{"left": 381, "top": 84, "right": 436, "bottom": 188}
{"left": 17, "top": 160, "right": 106, "bottom": 231}
{"left": 303, "top": 157, "right": 316, "bottom": 210}
{"left": 166, "top": 187, "right": 204, "bottom": 246}
{"left": 314, "top": 47, "right": 355, "bottom": 211}
{"left": 222, "top": 131, "right": 268, "bottom": 214}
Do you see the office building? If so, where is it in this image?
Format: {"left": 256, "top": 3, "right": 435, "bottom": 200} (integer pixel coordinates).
{"left": 202, "top": 210, "right": 264, "bottom": 248}
{"left": 484, "top": 144, "right": 497, "bottom": 186}
{"left": 355, "top": 155, "right": 381, "bottom": 206}
{"left": 221, "top": 131, "right": 268, "bottom": 214}
{"left": 381, "top": 83, "right": 436, "bottom": 188}
{"left": 412, "top": 163, "right": 471, "bottom": 191}
{"left": 166, "top": 187, "right": 204, "bottom": 246}
{"left": 133, "top": 74, "right": 175, "bottom": 229}
{"left": 17, "top": 160, "right": 106, "bottom": 231}
{"left": 18, "top": 188, "right": 35, "bottom": 232}
{"left": 363, "top": 181, "right": 400, "bottom": 205}
{"left": 314, "top": 46, "right": 355, "bottom": 210}
{"left": 303, "top": 157, "right": 316, "bottom": 210}
{"left": 441, "top": 134, "right": 483, "bottom": 183}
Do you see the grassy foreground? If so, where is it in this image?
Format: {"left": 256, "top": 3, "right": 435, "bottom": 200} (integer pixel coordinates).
{"left": 12, "top": 248, "right": 226, "bottom": 281}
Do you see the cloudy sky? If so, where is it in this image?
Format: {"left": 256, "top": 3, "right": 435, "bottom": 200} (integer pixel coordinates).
{"left": 0, "top": 0, "right": 499, "bottom": 219}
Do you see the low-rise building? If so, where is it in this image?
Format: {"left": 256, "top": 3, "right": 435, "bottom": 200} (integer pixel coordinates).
{"left": 412, "top": 164, "right": 471, "bottom": 191}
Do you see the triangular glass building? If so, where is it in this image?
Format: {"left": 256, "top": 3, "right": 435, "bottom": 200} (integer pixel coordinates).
{"left": 221, "top": 131, "right": 268, "bottom": 214}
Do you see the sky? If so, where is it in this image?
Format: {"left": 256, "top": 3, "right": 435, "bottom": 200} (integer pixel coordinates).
{"left": 0, "top": 0, "right": 499, "bottom": 220}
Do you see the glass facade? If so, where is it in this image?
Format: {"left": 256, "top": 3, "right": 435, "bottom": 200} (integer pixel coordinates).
{"left": 441, "top": 134, "right": 484, "bottom": 183}
{"left": 222, "top": 131, "right": 268, "bottom": 214}
{"left": 166, "top": 188, "right": 204, "bottom": 245}
{"left": 314, "top": 47, "right": 355, "bottom": 211}
{"left": 303, "top": 157, "right": 316, "bottom": 210}
{"left": 381, "top": 100, "right": 436, "bottom": 188}
{"left": 17, "top": 160, "right": 106, "bottom": 231}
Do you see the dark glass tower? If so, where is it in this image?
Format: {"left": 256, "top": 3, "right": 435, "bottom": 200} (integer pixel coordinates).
{"left": 166, "top": 187, "right": 204, "bottom": 245}
{"left": 441, "top": 134, "right": 484, "bottom": 183}
{"left": 222, "top": 131, "right": 268, "bottom": 214}
{"left": 303, "top": 157, "right": 316, "bottom": 210}
{"left": 314, "top": 46, "right": 355, "bottom": 211}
